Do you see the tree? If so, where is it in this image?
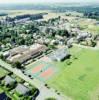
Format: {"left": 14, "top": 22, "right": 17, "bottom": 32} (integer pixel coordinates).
{"left": 13, "top": 61, "right": 22, "bottom": 69}
{"left": 0, "top": 54, "right": 6, "bottom": 61}
{"left": 45, "top": 97, "right": 56, "bottom": 100}
{"left": 48, "top": 45, "right": 56, "bottom": 49}
{"left": 91, "top": 41, "right": 96, "bottom": 47}
{"left": 18, "top": 38, "right": 25, "bottom": 45}
{"left": 56, "top": 29, "right": 70, "bottom": 37}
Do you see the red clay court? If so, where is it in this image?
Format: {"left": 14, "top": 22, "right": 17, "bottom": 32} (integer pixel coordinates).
{"left": 25, "top": 60, "right": 57, "bottom": 81}
{"left": 32, "top": 64, "right": 44, "bottom": 74}
{"left": 40, "top": 67, "right": 54, "bottom": 79}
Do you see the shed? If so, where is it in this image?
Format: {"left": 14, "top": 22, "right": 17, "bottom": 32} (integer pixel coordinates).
{"left": 15, "top": 83, "right": 30, "bottom": 96}
{"left": 3, "top": 75, "right": 16, "bottom": 86}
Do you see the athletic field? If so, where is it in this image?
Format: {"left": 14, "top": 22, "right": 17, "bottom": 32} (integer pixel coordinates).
{"left": 47, "top": 47, "right": 99, "bottom": 100}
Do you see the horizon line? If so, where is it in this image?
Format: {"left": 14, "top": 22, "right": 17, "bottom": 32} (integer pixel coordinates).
{"left": 0, "top": 1, "right": 99, "bottom": 5}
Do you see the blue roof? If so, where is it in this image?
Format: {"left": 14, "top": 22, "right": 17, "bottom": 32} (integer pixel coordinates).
{"left": 0, "top": 92, "right": 11, "bottom": 100}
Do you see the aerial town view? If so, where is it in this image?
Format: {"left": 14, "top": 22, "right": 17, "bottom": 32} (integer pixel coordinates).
{"left": 0, "top": 0, "right": 99, "bottom": 100}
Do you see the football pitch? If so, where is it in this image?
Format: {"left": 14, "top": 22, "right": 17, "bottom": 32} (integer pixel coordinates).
{"left": 47, "top": 47, "right": 99, "bottom": 100}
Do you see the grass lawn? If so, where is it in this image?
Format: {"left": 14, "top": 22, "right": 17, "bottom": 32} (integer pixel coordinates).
{"left": 0, "top": 67, "right": 9, "bottom": 78}
{"left": 0, "top": 88, "right": 3, "bottom": 93}
{"left": 47, "top": 47, "right": 99, "bottom": 100}
{"left": 87, "top": 25, "right": 99, "bottom": 34}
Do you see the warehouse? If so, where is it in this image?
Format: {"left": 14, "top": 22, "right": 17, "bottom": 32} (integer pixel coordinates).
{"left": 49, "top": 47, "right": 70, "bottom": 61}
{"left": 5, "top": 44, "right": 47, "bottom": 64}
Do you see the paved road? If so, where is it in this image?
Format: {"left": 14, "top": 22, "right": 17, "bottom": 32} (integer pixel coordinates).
{"left": 73, "top": 43, "right": 99, "bottom": 50}
{"left": 0, "top": 59, "right": 71, "bottom": 100}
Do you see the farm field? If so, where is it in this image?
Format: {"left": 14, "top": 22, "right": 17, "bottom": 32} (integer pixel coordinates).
{"left": 87, "top": 25, "right": 99, "bottom": 34}
{"left": 47, "top": 47, "right": 99, "bottom": 100}
{"left": 79, "top": 21, "right": 99, "bottom": 34}
{"left": 0, "top": 10, "right": 50, "bottom": 17}
{"left": 0, "top": 10, "right": 65, "bottom": 21}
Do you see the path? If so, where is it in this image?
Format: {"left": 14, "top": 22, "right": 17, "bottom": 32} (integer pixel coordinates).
{"left": 73, "top": 43, "right": 99, "bottom": 50}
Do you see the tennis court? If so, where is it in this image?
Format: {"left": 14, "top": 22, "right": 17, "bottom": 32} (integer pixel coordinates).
{"left": 25, "top": 60, "right": 57, "bottom": 81}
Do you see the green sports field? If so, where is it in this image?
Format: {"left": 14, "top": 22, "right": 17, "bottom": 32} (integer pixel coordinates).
{"left": 47, "top": 47, "right": 99, "bottom": 100}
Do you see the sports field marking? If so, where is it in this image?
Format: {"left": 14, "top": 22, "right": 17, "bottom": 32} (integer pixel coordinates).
{"left": 40, "top": 68, "right": 54, "bottom": 79}
{"left": 32, "top": 64, "right": 44, "bottom": 74}
{"left": 25, "top": 60, "right": 58, "bottom": 82}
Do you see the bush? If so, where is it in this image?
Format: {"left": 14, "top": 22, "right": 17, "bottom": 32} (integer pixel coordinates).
{"left": 0, "top": 54, "right": 6, "bottom": 61}
{"left": 12, "top": 62, "right": 22, "bottom": 69}
{"left": 45, "top": 97, "right": 56, "bottom": 100}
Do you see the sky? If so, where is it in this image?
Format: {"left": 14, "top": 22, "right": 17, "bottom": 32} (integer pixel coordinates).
{"left": 0, "top": 0, "right": 99, "bottom": 4}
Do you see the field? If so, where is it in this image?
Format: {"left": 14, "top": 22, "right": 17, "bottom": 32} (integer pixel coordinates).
{"left": 0, "top": 10, "right": 65, "bottom": 21}
{"left": 43, "top": 12, "right": 64, "bottom": 21}
{"left": 77, "top": 19, "right": 99, "bottom": 34}
{"left": 0, "top": 10, "right": 50, "bottom": 17}
{"left": 0, "top": 10, "right": 63, "bottom": 20}
{"left": 87, "top": 25, "right": 99, "bottom": 34}
{"left": 47, "top": 46, "right": 99, "bottom": 100}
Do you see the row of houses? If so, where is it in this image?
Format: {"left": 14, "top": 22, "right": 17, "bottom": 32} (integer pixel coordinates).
{"left": 1, "top": 75, "right": 38, "bottom": 99}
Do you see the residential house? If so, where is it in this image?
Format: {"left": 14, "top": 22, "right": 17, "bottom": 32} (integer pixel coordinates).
{"left": 3, "top": 75, "right": 16, "bottom": 87}
{"left": 15, "top": 83, "right": 30, "bottom": 96}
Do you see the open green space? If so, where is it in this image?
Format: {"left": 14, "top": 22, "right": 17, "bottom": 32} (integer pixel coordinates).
{"left": 47, "top": 47, "right": 99, "bottom": 100}
{"left": 0, "top": 67, "right": 9, "bottom": 78}
{"left": 0, "top": 88, "right": 3, "bottom": 93}
{"left": 76, "top": 18, "right": 99, "bottom": 34}
{"left": 87, "top": 25, "right": 99, "bottom": 34}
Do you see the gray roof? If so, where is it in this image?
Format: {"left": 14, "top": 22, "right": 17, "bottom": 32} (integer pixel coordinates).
{"left": 4, "top": 75, "right": 16, "bottom": 86}
{"left": 15, "top": 84, "right": 30, "bottom": 95}
{"left": 49, "top": 47, "right": 70, "bottom": 61}
{"left": 8, "top": 44, "right": 47, "bottom": 64}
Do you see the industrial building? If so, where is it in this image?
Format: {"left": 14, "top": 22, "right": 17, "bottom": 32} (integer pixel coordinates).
{"left": 4, "top": 44, "right": 47, "bottom": 64}
{"left": 49, "top": 47, "right": 70, "bottom": 61}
